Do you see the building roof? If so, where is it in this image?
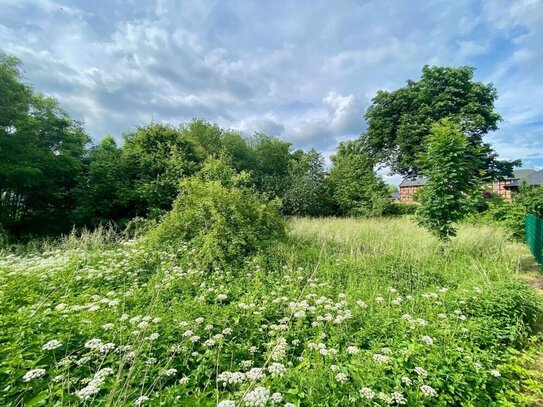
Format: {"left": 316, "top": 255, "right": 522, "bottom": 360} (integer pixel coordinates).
{"left": 512, "top": 169, "right": 536, "bottom": 179}
{"left": 506, "top": 169, "right": 543, "bottom": 188}
{"left": 399, "top": 177, "right": 427, "bottom": 187}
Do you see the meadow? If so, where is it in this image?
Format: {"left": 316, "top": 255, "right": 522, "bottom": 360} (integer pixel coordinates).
{"left": 1, "top": 218, "right": 542, "bottom": 406}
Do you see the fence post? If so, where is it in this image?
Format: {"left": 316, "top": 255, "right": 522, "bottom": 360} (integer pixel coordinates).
{"left": 525, "top": 214, "right": 543, "bottom": 268}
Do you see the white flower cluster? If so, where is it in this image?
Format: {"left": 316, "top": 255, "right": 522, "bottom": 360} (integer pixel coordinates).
{"left": 75, "top": 368, "right": 114, "bottom": 400}
{"left": 42, "top": 339, "right": 62, "bottom": 350}
{"left": 243, "top": 386, "right": 270, "bottom": 407}
{"left": 22, "top": 368, "right": 46, "bottom": 382}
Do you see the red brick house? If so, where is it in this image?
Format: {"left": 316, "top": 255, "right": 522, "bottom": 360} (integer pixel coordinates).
{"left": 399, "top": 169, "right": 537, "bottom": 203}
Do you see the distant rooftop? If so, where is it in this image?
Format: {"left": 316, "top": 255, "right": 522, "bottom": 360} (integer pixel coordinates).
{"left": 399, "top": 177, "right": 427, "bottom": 187}
{"left": 506, "top": 168, "right": 543, "bottom": 188}
{"left": 399, "top": 169, "right": 537, "bottom": 188}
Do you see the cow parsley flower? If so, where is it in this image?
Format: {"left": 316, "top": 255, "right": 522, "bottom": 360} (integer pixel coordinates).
{"left": 42, "top": 339, "right": 62, "bottom": 350}
{"left": 414, "top": 366, "right": 428, "bottom": 377}
{"left": 335, "top": 372, "right": 348, "bottom": 383}
{"left": 243, "top": 386, "right": 270, "bottom": 407}
{"left": 359, "top": 387, "right": 375, "bottom": 399}
{"left": 420, "top": 384, "right": 437, "bottom": 397}
{"left": 490, "top": 369, "right": 501, "bottom": 377}
{"left": 23, "top": 368, "right": 46, "bottom": 382}
{"left": 217, "top": 401, "right": 236, "bottom": 407}
{"left": 421, "top": 335, "right": 434, "bottom": 345}
{"left": 134, "top": 395, "right": 149, "bottom": 406}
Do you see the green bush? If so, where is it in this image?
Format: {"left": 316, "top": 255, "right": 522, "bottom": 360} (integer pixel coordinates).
{"left": 469, "top": 198, "right": 526, "bottom": 240}
{"left": 385, "top": 202, "right": 419, "bottom": 216}
{"left": 146, "top": 159, "right": 286, "bottom": 268}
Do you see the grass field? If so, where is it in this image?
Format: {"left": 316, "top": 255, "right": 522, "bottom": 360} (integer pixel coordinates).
{"left": 1, "top": 218, "right": 542, "bottom": 406}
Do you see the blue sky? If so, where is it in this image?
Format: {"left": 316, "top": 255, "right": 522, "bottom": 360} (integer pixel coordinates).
{"left": 1, "top": 0, "right": 542, "bottom": 183}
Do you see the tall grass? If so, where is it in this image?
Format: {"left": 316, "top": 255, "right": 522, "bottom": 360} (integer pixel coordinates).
{"left": 0, "top": 217, "right": 541, "bottom": 406}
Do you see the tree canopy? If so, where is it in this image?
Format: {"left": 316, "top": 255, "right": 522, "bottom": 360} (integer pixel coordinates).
{"left": 362, "top": 65, "right": 518, "bottom": 179}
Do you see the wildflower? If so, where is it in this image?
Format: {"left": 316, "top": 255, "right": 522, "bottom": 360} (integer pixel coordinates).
{"left": 84, "top": 338, "right": 103, "bottom": 350}
{"left": 217, "top": 294, "right": 228, "bottom": 301}
{"left": 152, "top": 317, "right": 161, "bottom": 323}
{"left": 414, "top": 366, "right": 427, "bottom": 377}
{"left": 268, "top": 362, "right": 286, "bottom": 377}
{"left": 134, "top": 395, "right": 149, "bottom": 406}
{"left": 102, "top": 323, "right": 114, "bottom": 331}
{"left": 243, "top": 386, "right": 270, "bottom": 407}
{"left": 270, "top": 392, "right": 283, "bottom": 403}
{"left": 42, "top": 339, "right": 62, "bottom": 350}
{"left": 246, "top": 367, "right": 265, "bottom": 381}
{"left": 335, "top": 372, "right": 348, "bottom": 383}
{"left": 346, "top": 346, "right": 359, "bottom": 355}
{"left": 375, "top": 296, "right": 384, "bottom": 303}
{"left": 179, "top": 377, "right": 189, "bottom": 384}
{"left": 147, "top": 333, "right": 159, "bottom": 341}
{"left": 373, "top": 354, "right": 391, "bottom": 364}
{"left": 218, "top": 401, "right": 236, "bottom": 407}
{"left": 420, "top": 384, "right": 437, "bottom": 397}
{"left": 360, "top": 387, "right": 375, "bottom": 399}
{"left": 23, "top": 368, "right": 46, "bottom": 382}
{"left": 161, "top": 368, "right": 177, "bottom": 377}
{"left": 284, "top": 404, "right": 296, "bottom": 407}
{"left": 391, "top": 392, "right": 407, "bottom": 404}
{"left": 356, "top": 300, "right": 367, "bottom": 308}
{"left": 421, "top": 335, "right": 434, "bottom": 345}
{"left": 401, "top": 376, "right": 412, "bottom": 386}
{"left": 490, "top": 369, "right": 501, "bottom": 377}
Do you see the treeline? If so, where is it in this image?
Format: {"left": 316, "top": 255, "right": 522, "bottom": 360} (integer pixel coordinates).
{"left": 1, "top": 51, "right": 392, "bottom": 239}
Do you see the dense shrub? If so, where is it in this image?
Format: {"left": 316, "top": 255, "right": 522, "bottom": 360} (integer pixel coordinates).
{"left": 385, "top": 202, "right": 419, "bottom": 216}
{"left": 146, "top": 159, "right": 286, "bottom": 268}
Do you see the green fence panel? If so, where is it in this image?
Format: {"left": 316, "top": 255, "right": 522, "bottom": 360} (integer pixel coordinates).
{"left": 525, "top": 214, "right": 543, "bottom": 268}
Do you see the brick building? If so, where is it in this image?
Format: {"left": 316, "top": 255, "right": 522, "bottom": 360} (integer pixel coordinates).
{"left": 398, "top": 169, "right": 537, "bottom": 203}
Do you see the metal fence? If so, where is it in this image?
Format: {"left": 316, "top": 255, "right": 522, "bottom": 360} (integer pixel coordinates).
{"left": 525, "top": 214, "right": 543, "bottom": 267}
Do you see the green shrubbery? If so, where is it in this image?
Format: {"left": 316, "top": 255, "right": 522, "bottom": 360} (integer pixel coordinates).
{"left": 1, "top": 218, "right": 541, "bottom": 406}
{"left": 146, "top": 159, "right": 286, "bottom": 269}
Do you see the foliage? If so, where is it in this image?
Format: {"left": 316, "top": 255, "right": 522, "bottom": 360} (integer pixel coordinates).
{"left": 469, "top": 197, "right": 526, "bottom": 240}
{"left": 146, "top": 158, "right": 286, "bottom": 269}
{"left": 72, "top": 136, "right": 129, "bottom": 227}
{"left": 0, "top": 218, "right": 541, "bottom": 406}
{"left": 515, "top": 184, "right": 543, "bottom": 219}
{"left": 385, "top": 202, "right": 419, "bottom": 216}
{"left": 362, "top": 65, "right": 518, "bottom": 179}
{"left": 416, "top": 120, "right": 484, "bottom": 241}
{"left": 328, "top": 140, "right": 392, "bottom": 217}
{"left": 282, "top": 149, "right": 331, "bottom": 216}
{"left": 121, "top": 123, "right": 204, "bottom": 218}
{"left": 0, "top": 51, "right": 89, "bottom": 237}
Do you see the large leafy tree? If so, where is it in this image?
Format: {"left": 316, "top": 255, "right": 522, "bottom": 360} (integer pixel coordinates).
{"left": 282, "top": 149, "right": 331, "bottom": 216}
{"left": 328, "top": 140, "right": 392, "bottom": 217}
{"left": 362, "top": 65, "right": 517, "bottom": 179}
{"left": 121, "top": 123, "right": 204, "bottom": 217}
{"left": 416, "top": 120, "right": 484, "bottom": 240}
{"left": 72, "top": 136, "right": 129, "bottom": 226}
{"left": 0, "top": 51, "right": 89, "bottom": 236}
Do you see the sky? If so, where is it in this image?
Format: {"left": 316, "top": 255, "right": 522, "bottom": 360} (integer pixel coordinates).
{"left": 1, "top": 0, "right": 542, "bottom": 185}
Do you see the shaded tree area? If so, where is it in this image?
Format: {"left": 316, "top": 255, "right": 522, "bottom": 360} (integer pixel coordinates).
{"left": 0, "top": 52, "right": 89, "bottom": 236}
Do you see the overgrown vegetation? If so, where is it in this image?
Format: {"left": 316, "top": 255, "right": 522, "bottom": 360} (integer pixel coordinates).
{"left": 1, "top": 218, "right": 542, "bottom": 405}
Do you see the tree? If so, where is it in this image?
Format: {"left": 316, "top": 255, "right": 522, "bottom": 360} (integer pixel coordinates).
{"left": 0, "top": 51, "right": 89, "bottom": 236}
{"left": 121, "top": 123, "right": 204, "bottom": 217}
{"left": 328, "top": 140, "right": 392, "bottom": 217}
{"left": 416, "top": 120, "right": 484, "bottom": 240}
{"left": 247, "top": 133, "right": 292, "bottom": 199}
{"left": 72, "top": 136, "right": 129, "bottom": 226}
{"left": 362, "top": 65, "right": 517, "bottom": 179}
{"left": 282, "top": 149, "right": 331, "bottom": 216}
